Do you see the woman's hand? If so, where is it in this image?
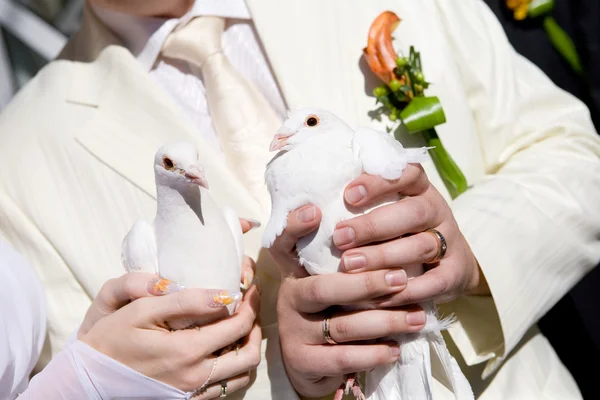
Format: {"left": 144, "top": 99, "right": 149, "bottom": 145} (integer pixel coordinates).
{"left": 80, "top": 276, "right": 261, "bottom": 398}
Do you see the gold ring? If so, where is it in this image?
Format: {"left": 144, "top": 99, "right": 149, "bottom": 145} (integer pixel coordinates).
{"left": 425, "top": 228, "right": 447, "bottom": 263}
{"left": 219, "top": 380, "right": 228, "bottom": 397}
{"left": 323, "top": 318, "right": 338, "bottom": 345}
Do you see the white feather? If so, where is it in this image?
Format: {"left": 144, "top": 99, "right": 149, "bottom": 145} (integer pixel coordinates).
{"left": 121, "top": 220, "right": 158, "bottom": 274}
{"left": 263, "top": 109, "right": 473, "bottom": 400}
{"left": 121, "top": 141, "right": 242, "bottom": 329}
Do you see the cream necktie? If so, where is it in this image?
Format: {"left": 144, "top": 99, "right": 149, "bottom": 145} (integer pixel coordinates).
{"left": 162, "top": 17, "right": 280, "bottom": 212}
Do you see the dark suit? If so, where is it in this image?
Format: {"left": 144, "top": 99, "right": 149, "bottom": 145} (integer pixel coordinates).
{"left": 483, "top": 1, "right": 600, "bottom": 398}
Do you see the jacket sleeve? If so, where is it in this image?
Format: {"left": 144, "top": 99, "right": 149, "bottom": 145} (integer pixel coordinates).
{"left": 436, "top": 0, "right": 600, "bottom": 377}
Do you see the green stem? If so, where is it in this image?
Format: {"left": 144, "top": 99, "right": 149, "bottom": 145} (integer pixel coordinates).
{"left": 422, "top": 129, "right": 468, "bottom": 199}
{"left": 543, "top": 16, "right": 583, "bottom": 76}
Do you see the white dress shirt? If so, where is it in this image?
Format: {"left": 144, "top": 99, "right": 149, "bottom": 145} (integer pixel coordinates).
{"left": 91, "top": 0, "right": 287, "bottom": 157}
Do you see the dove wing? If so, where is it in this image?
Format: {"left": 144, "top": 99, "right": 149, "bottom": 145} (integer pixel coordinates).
{"left": 353, "top": 127, "right": 429, "bottom": 180}
{"left": 121, "top": 220, "right": 158, "bottom": 274}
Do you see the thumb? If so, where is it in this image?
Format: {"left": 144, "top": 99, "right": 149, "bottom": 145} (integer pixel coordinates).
{"left": 269, "top": 205, "right": 321, "bottom": 278}
{"left": 79, "top": 272, "right": 177, "bottom": 337}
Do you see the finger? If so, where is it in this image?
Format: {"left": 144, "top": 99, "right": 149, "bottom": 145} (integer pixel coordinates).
{"left": 344, "top": 165, "right": 429, "bottom": 207}
{"left": 311, "top": 307, "right": 426, "bottom": 344}
{"left": 79, "top": 272, "right": 163, "bottom": 336}
{"left": 300, "top": 343, "right": 400, "bottom": 377}
{"left": 182, "top": 285, "right": 260, "bottom": 356}
{"left": 269, "top": 205, "right": 322, "bottom": 277}
{"left": 194, "top": 373, "right": 252, "bottom": 400}
{"left": 333, "top": 196, "right": 442, "bottom": 250}
{"left": 96, "top": 272, "right": 161, "bottom": 313}
{"left": 293, "top": 269, "right": 408, "bottom": 313}
{"left": 137, "top": 287, "right": 240, "bottom": 328}
{"left": 208, "top": 323, "right": 262, "bottom": 382}
{"left": 376, "top": 266, "right": 460, "bottom": 308}
{"left": 239, "top": 218, "right": 261, "bottom": 234}
{"left": 240, "top": 256, "right": 256, "bottom": 290}
{"left": 340, "top": 231, "right": 441, "bottom": 273}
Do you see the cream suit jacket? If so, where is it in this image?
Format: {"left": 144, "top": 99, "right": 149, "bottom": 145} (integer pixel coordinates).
{"left": 1, "top": 0, "right": 599, "bottom": 398}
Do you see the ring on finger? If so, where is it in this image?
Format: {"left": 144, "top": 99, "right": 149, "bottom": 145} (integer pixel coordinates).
{"left": 323, "top": 318, "right": 338, "bottom": 345}
{"left": 219, "top": 380, "right": 228, "bottom": 398}
{"left": 425, "top": 228, "right": 447, "bottom": 263}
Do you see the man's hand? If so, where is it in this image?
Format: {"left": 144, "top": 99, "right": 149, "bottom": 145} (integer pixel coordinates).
{"left": 336, "top": 165, "right": 489, "bottom": 304}
{"left": 270, "top": 207, "right": 428, "bottom": 397}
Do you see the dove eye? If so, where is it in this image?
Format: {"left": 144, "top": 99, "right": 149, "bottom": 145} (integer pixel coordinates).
{"left": 163, "top": 157, "right": 175, "bottom": 170}
{"left": 305, "top": 115, "right": 320, "bottom": 127}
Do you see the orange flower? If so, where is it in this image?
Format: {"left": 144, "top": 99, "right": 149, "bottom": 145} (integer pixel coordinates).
{"left": 506, "top": 0, "right": 531, "bottom": 20}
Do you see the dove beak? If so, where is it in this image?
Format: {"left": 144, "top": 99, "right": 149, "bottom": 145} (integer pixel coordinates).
{"left": 270, "top": 133, "right": 294, "bottom": 152}
{"left": 184, "top": 164, "right": 209, "bottom": 189}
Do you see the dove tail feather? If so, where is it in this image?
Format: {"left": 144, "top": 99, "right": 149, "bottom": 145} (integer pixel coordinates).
{"left": 365, "top": 335, "right": 434, "bottom": 400}
{"left": 427, "top": 330, "right": 474, "bottom": 400}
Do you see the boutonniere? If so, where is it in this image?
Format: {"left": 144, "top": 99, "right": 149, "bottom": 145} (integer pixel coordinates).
{"left": 362, "top": 11, "right": 467, "bottom": 199}
{"left": 506, "top": 0, "right": 583, "bottom": 75}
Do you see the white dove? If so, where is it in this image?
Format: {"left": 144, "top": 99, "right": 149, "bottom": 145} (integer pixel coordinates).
{"left": 121, "top": 141, "right": 246, "bottom": 329}
{"left": 262, "top": 109, "right": 473, "bottom": 400}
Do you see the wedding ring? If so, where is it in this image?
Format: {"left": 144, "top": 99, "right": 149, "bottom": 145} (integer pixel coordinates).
{"left": 219, "top": 380, "right": 228, "bottom": 397}
{"left": 425, "top": 228, "right": 447, "bottom": 263}
{"left": 190, "top": 356, "right": 218, "bottom": 397}
{"left": 323, "top": 318, "right": 338, "bottom": 345}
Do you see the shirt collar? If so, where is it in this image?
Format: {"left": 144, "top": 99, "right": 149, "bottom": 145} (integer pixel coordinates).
{"left": 91, "top": 0, "right": 251, "bottom": 71}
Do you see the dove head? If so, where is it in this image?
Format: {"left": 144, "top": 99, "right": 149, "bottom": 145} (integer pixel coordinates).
{"left": 270, "top": 108, "right": 353, "bottom": 152}
{"left": 154, "top": 141, "right": 209, "bottom": 189}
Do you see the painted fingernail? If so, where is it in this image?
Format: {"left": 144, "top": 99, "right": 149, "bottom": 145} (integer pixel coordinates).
{"left": 207, "top": 290, "right": 243, "bottom": 308}
{"left": 149, "top": 277, "right": 185, "bottom": 295}
{"left": 297, "top": 206, "right": 316, "bottom": 223}
{"left": 245, "top": 218, "right": 262, "bottom": 229}
{"left": 240, "top": 269, "right": 255, "bottom": 290}
{"left": 389, "top": 345, "right": 401, "bottom": 359}
{"left": 333, "top": 227, "right": 355, "bottom": 247}
{"left": 345, "top": 185, "right": 367, "bottom": 204}
{"left": 406, "top": 311, "right": 427, "bottom": 326}
{"left": 343, "top": 254, "right": 366, "bottom": 271}
{"left": 385, "top": 270, "right": 407, "bottom": 287}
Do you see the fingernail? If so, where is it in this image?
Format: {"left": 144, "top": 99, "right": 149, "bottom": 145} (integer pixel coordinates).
{"left": 343, "top": 254, "right": 366, "bottom": 271}
{"left": 245, "top": 218, "right": 262, "bottom": 229}
{"left": 333, "top": 227, "right": 355, "bottom": 247}
{"left": 406, "top": 311, "right": 427, "bottom": 326}
{"left": 389, "top": 345, "right": 401, "bottom": 359}
{"left": 345, "top": 185, "right": 367, "bottom": 204}
{"left": 207, "top": 290, "right": 243, "bottom": 308}
{"left": 240, "top": 269, "right": 255, "bottom": 290}
{"left": 297, "top": 206, "right": 316, "bottom": 223}
{"left": 385, "top": 270, "right": 407, "bottom": 287}
{"left": 149, "top": 277, "right": 185, "bottom": 295}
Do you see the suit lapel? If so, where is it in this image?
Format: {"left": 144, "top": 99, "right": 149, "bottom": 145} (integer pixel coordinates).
{"left": 70, "top": 46, "right": 267, "bottom": 223}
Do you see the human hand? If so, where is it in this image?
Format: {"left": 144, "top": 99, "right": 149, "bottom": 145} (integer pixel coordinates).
{"left": 336, "top": 165, "right": 489, "bottom": 306}
{"left": 269, "top": 207, "right": 428, "bottom": 397}
{"left": 80, "top": 218, "right": 258, "bottom": 337}
{"left": 80, "top": 277, "right": 261, "bottom": 398}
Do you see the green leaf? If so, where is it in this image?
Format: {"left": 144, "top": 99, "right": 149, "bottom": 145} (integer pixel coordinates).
{"left": 399, "top": 96, "right": 447, "bottom": 133}
{"left": 543, "top": 16, "right": 583, "bottom": 75}
{"left": 528, "top": 0, "right": 554, "bottom": 18}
